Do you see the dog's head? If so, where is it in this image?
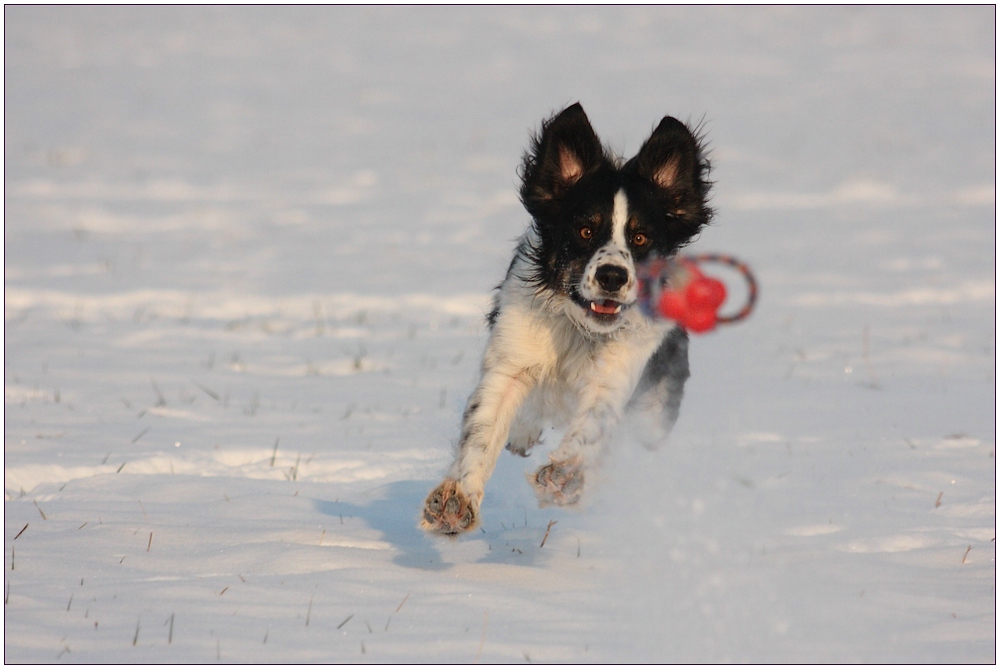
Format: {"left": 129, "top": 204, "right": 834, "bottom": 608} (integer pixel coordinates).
{"left": 519, "top": 103, "right": 712, "bottom": 334}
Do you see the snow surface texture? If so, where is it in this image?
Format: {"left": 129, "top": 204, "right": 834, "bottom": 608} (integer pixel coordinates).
{"left": 4, "top": 6, "right": 995, "bottom": 663}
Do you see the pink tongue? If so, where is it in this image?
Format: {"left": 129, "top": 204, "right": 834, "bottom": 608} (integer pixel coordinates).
{"left": 591, "top": 301, "right": 619, "bottom": 315}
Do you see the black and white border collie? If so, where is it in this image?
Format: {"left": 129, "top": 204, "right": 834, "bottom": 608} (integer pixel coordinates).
{"left": 422, "top": 103, "right": 712, "bottom": 535}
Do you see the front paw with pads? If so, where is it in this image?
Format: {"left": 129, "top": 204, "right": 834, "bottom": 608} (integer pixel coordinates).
{"left": 421, "top": 479, "right": 479, "bottom": 535}
{"left": 532, "top": 458, "right": 584, "bottom": 507}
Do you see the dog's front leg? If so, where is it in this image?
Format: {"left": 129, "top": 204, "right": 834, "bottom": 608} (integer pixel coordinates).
{"left": 423, "top": 305, "right": 556, "bottom": 535}
{"left": 532, "top": 387, "right": 627, "bottom": 507}
{"left": 422, "top": 362, "right": 540, "bottom": 535}
{"left": 533, "top": 335, "right": 663, "bottom": 506}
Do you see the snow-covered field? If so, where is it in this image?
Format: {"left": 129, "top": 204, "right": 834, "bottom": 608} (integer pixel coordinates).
{"left": 4, "top": 6, "right": 995, "bottom": 663}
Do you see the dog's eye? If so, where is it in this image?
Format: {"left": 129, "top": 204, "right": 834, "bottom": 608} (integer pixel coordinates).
{"left": 579, "top": 227, "right": 593, "bottom": 241}
{"left": 632, "top": 232, "right": 650, "bottom": 247}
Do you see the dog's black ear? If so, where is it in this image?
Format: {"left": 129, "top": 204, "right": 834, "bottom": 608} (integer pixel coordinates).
{"left": 520, "top": 103, "right": 608, "bottom": 207}
{"left": 630, "top": 116, "right": 711, "bottom": 222}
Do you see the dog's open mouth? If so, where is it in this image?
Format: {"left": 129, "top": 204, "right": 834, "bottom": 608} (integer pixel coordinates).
{"left": 589, "top": 299, "right": 622, "bottom": 316}
{"left": 569, "top": 288, "right": 631, "bottom": 324}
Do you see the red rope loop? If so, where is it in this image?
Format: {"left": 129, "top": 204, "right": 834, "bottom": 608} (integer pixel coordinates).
{"left": 679, "top": 253, "right": 758, "bottom": 325}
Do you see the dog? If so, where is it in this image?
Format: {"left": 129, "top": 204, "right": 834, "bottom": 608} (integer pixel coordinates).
{"left": 422, "top": 103, "right": 712, "bottom": 535}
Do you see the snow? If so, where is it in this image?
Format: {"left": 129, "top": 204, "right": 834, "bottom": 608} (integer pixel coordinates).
{"left": 4, "top": 6, "right": 995, "bottom": 663}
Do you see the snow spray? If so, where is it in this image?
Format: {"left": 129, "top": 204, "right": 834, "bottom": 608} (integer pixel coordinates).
{"left": 636, "top": 253, "right": 758, "bottom": 333}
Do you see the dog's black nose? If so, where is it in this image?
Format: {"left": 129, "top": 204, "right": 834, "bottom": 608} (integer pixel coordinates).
{"left": 595, "top": 264, "right": 629, "bottom": 292}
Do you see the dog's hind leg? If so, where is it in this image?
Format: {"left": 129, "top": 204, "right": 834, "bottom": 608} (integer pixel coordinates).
{"left": 625, "top": 326, "right": 690, "bottom": 449}
{"left": 505, "top": 388, "right": 546, "bottom": 457}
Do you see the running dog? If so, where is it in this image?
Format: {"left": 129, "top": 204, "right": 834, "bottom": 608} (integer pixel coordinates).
{"left": 422, "top": 103, "right": 712, "bottom": 535}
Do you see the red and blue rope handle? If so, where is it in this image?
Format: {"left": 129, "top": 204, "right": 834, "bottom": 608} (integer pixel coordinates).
{"left": 683, "top": 253, "right": 758, "bottom": 325}
{"left": 637, "top": 253, "right": 758, "bottom": 329}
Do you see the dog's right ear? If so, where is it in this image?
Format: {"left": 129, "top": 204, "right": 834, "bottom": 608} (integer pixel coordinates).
{"left": 628, "top": 116, "right": 711, "bottom": 224}
{"left": 520, "top": 103, "right": 607, "bottom": 207}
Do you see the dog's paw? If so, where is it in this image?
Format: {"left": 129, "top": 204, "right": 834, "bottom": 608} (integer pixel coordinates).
{"left": 505, "top": 439, "right": 533, "bottom": 457}
{"left": 506, "top": 427, "right": 541, "bottom": 457}
{"left": 421, "top": 479, "right": 479, "bottom": 536}
{"left": 531, "top": 458, "right": 584, "bottom": 507}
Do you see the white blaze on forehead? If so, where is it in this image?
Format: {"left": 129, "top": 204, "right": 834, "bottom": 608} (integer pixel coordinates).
{"left": 579, "top": 187, "right": 637, "bottom": 308}
{"left": 611, "top": 189, "right": 629, "bottom": 247}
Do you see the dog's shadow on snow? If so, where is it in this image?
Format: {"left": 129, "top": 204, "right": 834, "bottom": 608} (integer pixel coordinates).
{"left": 313, "top": 456, "right": 566, "bottom": 571}
{"left": 314, "top": 480, "right": 449, "bottom": 571}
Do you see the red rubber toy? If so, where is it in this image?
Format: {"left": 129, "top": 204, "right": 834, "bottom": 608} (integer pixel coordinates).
{"left": 638, "top": 254, "right": 757, "bottom": 334}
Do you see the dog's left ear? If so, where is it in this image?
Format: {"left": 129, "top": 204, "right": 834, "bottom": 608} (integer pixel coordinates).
{"left": 520, "top": 103, "right": 609, "bottom": 211}
{"left": 629, "top": 117, "right": 711, "bottom": 222}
